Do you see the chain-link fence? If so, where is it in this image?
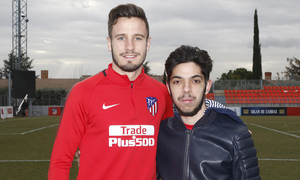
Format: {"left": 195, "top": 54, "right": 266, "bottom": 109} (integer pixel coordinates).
{"left": 214, "top": 80, "right": 262, "bottom": 90}
{"left": 1, "top": 81, "right": 299, "bottom": 106}
{"left": 0, "top": 88, "right": 68, "bottom": 106}
{"left": 213, "top": 79, "right": 300, "bottom": 91}
{"left": 33, "top": 88, "right": 67, "bottom": 106}
{"left": 0, "top": 95, "right": 8, "bottom": 106}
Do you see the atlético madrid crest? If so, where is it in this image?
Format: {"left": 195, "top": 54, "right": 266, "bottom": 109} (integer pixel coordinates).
{"left": 146, "top": 97, "right": 158, "bottom": 116}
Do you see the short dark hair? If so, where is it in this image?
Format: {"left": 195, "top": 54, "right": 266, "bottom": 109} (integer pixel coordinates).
{"left": 165, "top": 45, "right": 213, "bottom": 82}
{"left": 108, "top": 3, "right": 149, "bottom": 39}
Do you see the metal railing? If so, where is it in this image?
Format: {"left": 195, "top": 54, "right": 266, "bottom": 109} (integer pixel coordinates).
{"left": 213, "top": 79, "right": 300, "bottom": 90}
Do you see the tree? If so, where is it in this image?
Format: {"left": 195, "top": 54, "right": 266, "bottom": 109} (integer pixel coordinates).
{"left": 252, "top": 9, "right": 262, "bottom": 80}
{"left": 218, "top": 68, "right": 253, "bottom": 80}
{"left": 285, "top": 57, "right": 300, "bottom": 80}
{"left": 143, "top": 61, "right": 151, "bottom": 75}
{"left": 1, "top": 51, "right": 34, "bottom": 79}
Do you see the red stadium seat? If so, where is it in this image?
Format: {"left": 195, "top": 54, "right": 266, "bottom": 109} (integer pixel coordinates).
{"left": 245, "top": 98, "right": 251, "bottom": 104}
{"left": 253, "top": 98, "right": 259, "bottom": 103}
{"left": 224, "top": 88, "right": 300, "bottom": 104}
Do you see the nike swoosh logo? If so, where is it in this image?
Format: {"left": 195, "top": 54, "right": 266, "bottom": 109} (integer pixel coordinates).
{"left": 102, "top": 103, "right": 120, "bottom": 110}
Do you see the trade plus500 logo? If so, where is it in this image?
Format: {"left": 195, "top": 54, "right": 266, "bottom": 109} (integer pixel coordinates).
{"left": 109, "top": 125, "right": 155, "bottom": 147}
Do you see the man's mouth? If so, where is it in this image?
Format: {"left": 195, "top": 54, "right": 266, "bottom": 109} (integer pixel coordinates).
{"left": 121, "top": 52, "right": 139, "bottom": 59}
{"left": 179, "top": 96, "right": 195, "bottom": 104}
{"left": 124, "top": 54, "right": 137, "bottom": 58}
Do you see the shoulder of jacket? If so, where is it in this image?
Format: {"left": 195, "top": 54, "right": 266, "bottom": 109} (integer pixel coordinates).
{"left": 161, "top": 116, "right": 174, "bottom": 124}
{"left": 211, "top": 112, "right": 249, "bottom": 140}
{"left": 66, "top": 72, "right": 106, "bottom": 104}
{"left": 160, "top": 116, "right": 179, "bottom": 127}
{"left": 207, "top": 108, "right": 245, "bottom": 126}
{"left": 73, "top": 72, "right": 105, "bottom": 90}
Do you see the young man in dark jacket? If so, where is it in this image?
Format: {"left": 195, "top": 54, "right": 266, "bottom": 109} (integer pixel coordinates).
{"left": 156, "top": 45, "right": 260, "bottom": 180}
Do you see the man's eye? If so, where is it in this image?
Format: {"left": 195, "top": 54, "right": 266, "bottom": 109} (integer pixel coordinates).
{"left": 173, "top": 80, "right": 180, "bottom": 84}
{"left": 193, "top": 80, "right": 201, "bottom": 84}
{"left": 118, "top": 37, "right": 125, "bottom": 40}
{"left": 135, "top": 37, "right": 142, "bottom": 40}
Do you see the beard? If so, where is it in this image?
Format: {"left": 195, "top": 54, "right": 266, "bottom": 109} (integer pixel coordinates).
{"left": 111, "top": 49, "right": 146, "bottom": 72}
{"left": 173, "top": 84, "right": 207, "bottom": 117}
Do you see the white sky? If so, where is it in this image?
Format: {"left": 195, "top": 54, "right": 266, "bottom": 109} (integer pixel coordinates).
{"left": 0, "top": 0, "right": 299, "bottom": 80}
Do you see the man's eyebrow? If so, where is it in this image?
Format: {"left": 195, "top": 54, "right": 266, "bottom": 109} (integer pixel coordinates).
{"left": 171, "top": 76, "right": 182, "bottom": 80}
{"left": 191, "top": 75, "right": 204, "bottom": 79}
{"left": 114, "top": 33, "right": 125, "bottom": 38}
{"left": 171, "top": 75, "right": 203, "bottom": 80}
{"left": 134, "top": 33, "right": 146, "bottom": 38}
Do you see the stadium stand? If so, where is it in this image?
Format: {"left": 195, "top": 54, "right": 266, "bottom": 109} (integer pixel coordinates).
{"left": 205, "top": 93, "right": 215, "bottom": 100}
{"left": 224, "top": 86, "right": 300, "bottom": 104}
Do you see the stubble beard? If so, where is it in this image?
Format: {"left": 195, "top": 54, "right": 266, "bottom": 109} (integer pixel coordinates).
{"left": 173, "top": 85, "right": 206, "bottom": 117}
{"left": 111, "top": 49, "right": 146, "bottom": 72}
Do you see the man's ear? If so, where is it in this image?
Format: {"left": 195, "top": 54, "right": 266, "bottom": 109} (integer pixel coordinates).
{"left": 146, "top": 37, "right": 151, "bottom": 52}
{"left": 205, "top": 79, "right": 212, "bottom": 94}
{"left": 107, "top": 37, "right": 112, "bottom": 52}
{"left": 166, "top": 82, "right": 171, "bottom": 95}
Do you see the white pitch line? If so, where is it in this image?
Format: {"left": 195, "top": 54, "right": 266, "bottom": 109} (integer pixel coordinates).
{"left": 0, "top": 124, "right": 58, "bottom": 135}
{"left": 246, "top": 123, "right": 300, "bottom": 139}
{"left": 20, "top": 124, "right": 58, "bottom": 135}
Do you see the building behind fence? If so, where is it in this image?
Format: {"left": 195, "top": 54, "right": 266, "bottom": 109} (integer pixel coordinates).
{"left": 0, "top": 78, "right": 299, "bottom": 108}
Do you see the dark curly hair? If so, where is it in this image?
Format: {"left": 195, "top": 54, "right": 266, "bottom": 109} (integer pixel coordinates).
{"left": 165, "top": 45, "right": 213, "bottom": 82}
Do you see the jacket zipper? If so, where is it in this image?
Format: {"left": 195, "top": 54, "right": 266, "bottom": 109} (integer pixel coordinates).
{"left": 183, "top": 129, "right": 191, "bottom": 180}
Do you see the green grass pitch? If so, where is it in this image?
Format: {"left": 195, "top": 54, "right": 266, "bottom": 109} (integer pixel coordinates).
{"left": 0, "top": 115, "right": 299, "bottom": 179}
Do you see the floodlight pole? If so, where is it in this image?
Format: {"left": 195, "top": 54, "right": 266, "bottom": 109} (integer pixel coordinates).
{"left": 8, "top": 73, "right": 11, "bottom": 106}
{"left": 12, "top": 0, "right": 29, "bottom": 70}
{"left": 11, "top": 0, "right": 29, "bottom": 115}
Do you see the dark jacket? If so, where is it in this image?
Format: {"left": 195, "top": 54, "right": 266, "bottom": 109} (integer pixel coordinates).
{"left": 157, "top": 100, "right": 260, "bottom": 180}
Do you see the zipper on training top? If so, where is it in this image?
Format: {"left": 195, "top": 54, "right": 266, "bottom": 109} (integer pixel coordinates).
{"left": 130, "top": 82, "right": 136, "bottom": 115}
{"left": 183, "top": 129, "right": 192, "bottom": 180}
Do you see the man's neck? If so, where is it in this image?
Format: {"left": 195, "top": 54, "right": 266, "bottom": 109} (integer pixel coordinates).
{"left": 112, "top": 63, "right": 143, "bottom": 81}
{"left": 181, "top": 105, "right": 207, "bottom": 125}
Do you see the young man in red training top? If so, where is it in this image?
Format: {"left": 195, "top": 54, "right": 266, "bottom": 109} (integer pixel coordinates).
{"left": 48, "top": 4, "right": 173, "bottom": 180}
